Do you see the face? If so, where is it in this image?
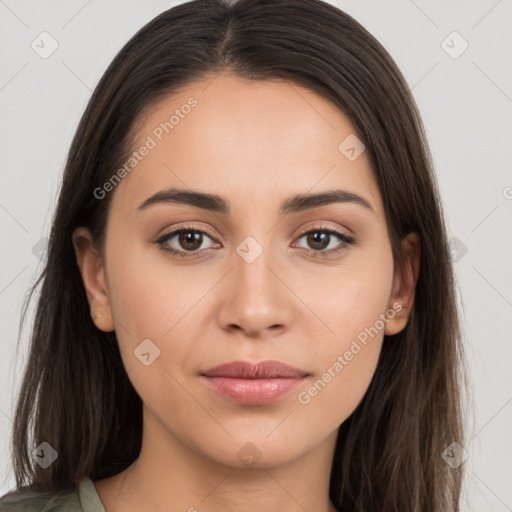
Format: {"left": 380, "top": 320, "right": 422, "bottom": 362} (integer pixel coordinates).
{"left": 74, "top": 74, "right": 415, "bottom": 469}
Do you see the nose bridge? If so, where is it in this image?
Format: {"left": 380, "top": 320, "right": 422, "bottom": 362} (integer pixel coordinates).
{"left": 218, "top": 230, "right": 292, "bottom": 336}
{"left": 235, "top": 235, "right": 275, "bottom": 294}
{"left": 234, "top": 232, "right": 280, "bottom": 307}
{"left": 231, "top": 211, "right": 278, "bottom": 287}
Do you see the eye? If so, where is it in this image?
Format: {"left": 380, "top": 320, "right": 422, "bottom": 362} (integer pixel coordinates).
{"left": 293, "top": 225, "right": 356, "bottom": 256}
{"left": 155, "top": 224, "right": 220, "bottom": 258}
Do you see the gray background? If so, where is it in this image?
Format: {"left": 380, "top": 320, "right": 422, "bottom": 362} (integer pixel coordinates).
{"left": 1, "top": 0, "right": 511, "bottom": 510}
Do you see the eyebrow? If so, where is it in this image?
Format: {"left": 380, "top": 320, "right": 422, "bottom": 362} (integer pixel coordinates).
{"left": 137, "top": 187, "right": 374, "bottom": 215}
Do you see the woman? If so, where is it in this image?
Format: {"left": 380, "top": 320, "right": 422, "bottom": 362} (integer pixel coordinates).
{"left": 0, "top": 0, "right": 466, "bottom": 510}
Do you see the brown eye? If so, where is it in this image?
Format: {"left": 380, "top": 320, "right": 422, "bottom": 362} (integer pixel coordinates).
{"left": 295, "top": 228, "right": 355, "bottom": 255}
{"left": 176, "top": 231, "right": 204, "bottom": 251}
{"left": 156, "top": 225, "right": 220, "bottom": 258}
{"left": 305, "top": 231, "right": 331, "bottom": 250}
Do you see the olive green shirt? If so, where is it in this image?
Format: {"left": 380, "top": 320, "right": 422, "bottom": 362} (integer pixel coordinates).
{"left": 0, "top": 477, "right": 105, "bottom": 511}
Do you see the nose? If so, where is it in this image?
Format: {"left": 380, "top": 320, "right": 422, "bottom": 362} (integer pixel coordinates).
{"left": 217, "top": 243, "right": 294, "bottom": 339}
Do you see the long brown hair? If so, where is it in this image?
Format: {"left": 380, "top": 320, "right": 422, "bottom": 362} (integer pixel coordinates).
{"left": 9, "top": 0, "right": 466, "bottom": 510}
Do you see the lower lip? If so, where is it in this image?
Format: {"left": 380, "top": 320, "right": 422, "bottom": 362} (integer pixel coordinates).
{"left": 200, "top": 376, "right": 308, "bottom": 405}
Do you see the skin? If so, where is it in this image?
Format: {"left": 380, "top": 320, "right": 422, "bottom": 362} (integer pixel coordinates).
{"left": 73, "top": 73, "right": 420, "bottom": 512}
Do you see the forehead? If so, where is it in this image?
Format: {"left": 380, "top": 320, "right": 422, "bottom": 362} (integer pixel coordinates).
{"left": 110, "top": 74, "right": 382, "bottom": 218}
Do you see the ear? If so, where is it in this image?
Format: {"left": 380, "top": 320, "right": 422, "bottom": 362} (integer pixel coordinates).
{"left": 72, "top": 227, "right": 115, "bottom": 332}
{"left": 385, "top": 232, "right": 420, "bottom": 336}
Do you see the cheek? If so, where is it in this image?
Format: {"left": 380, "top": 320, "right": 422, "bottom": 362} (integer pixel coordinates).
{"left": 297, "top": 242, "right": 394, "bottom": 419}
{"left": 298, "top": 238, "right": 394, "bottom": 345}
{"left": 103, "top": 240, "right": 200, "bottom": 420}
{"left": 103, "top": 235, "right": 212, "bottom": 394}
{"left": 296, "top": 288, "right": 388, "bottom": 427}
{"left": 105, "top": 233, "right": 206, "bottom": 338}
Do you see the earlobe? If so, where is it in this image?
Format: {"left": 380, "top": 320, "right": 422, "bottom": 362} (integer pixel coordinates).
{"left": 72, "top": 227, "right": 115, "bottom": 332}
{"left": 385, "top": 233, "right": 420, "bottom": 336}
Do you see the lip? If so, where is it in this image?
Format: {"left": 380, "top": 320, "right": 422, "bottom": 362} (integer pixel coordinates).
{"left": 200, "top": 360, "right": 310, "bottom": 405}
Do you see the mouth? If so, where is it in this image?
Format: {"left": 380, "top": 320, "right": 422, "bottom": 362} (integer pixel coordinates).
{"left": 199, "top": 360, "right": 310, "bottom": 405}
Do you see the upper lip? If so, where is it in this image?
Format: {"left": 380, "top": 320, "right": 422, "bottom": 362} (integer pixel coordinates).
{"left": 201, "top": 360, "right": 309, "bottom": 379}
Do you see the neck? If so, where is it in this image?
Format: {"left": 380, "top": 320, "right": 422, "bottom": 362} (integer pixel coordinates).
{"left": 95, "top": 406, "right": 339, "bottom": 512}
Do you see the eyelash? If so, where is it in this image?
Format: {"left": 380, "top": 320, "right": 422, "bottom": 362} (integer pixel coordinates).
{"left": 155, "top": 223, "right": 356, "bottom": 260}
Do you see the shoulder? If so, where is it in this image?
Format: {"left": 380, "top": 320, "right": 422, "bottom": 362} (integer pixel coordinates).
{"left": 0, "top": 485, "right": 81, "bottom": 512}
